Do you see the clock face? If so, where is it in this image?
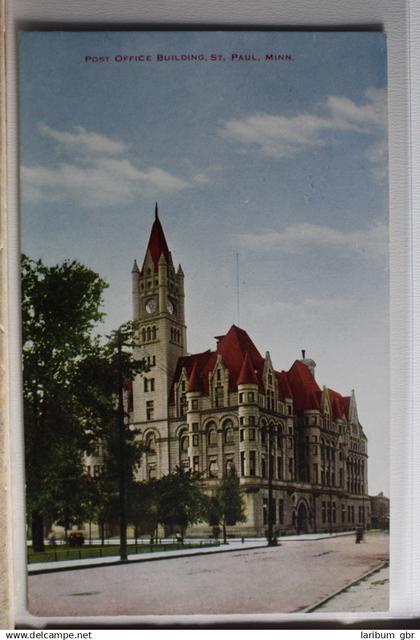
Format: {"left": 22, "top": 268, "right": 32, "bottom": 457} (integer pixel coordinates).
{"left": 167, "top": 299, "right": 174, "bottom": 315}
{"left": 145, "top": 298, "right": 157, "bottom": 314}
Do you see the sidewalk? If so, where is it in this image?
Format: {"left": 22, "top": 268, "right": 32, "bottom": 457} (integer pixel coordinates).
{"left": 307, "top": 564, "right": 389, "bottom": 612}
{"left": 28, "top": 531, "right": 355, "bottom": 574}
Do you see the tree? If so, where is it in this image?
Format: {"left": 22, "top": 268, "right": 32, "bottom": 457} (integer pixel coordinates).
{"left": 74, "top": 322, "right": 149, "bottom": 559}
{"left": 22, "top": 255, "right": 108, "bottom": 551}
{"left": 127, "top": 480, "right": 160, "bottom": 544}
{"left": 157, "top": 467, "right": 206, "bottom": 536}
{"left": 210, "top": 470, "right": 246, "bottom": 544}
{"left": 205, "top": 496, "right": 222, "bottom": 540}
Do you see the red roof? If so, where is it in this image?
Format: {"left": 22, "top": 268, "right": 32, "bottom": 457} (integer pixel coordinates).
{"left": 170, "top": 325, "right": 351, "bottom": 419}
{"left": 287, "top": 360, "right": 321, "bottom": 413}
{"left": 187, "top": 361, "right": 201, "bottom": 392}
{"left": 141, "top": 204, "right": 170, "bottom": 272}
{"left": 237, "top": 351, "right": 259, "bottom": 385}
{"left": 328, "top": 388, "right": 350, "bottom": 420}
{"left": 275, "top": 370, "right": 293, "bottom": 400}
{"left": 217, "top": 326, "right": 265, "bottom": 391}
{"left": 172, "top": 349, "right": 217, "bottom": 397}
{"left": 172, "top": 326, "right": 264, "bottom": 396}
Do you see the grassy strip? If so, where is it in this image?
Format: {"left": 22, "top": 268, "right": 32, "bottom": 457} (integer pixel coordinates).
{"left": 28, "top": 541, "right": 219, "bottom": 564}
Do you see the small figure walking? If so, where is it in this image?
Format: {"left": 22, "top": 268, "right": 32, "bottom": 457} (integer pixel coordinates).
{"left": 355, "top": 527, "right": 363, "bottom": 543}
{"left": 175, "top": 532, "right": 184, "bottom": 545}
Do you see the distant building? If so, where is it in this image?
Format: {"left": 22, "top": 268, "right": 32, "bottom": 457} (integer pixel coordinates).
{"left": 370, "top": 492, "right": 389, "bottom": 529}
{"left": 128, "top": 207, "right": 370, "bottom": 536}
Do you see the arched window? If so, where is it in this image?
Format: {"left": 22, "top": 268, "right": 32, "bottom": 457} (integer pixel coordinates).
{"left": 207, "top": 422, "right": 217, "bottom": 446}
{"left": 147, "top": 327, "right": 151, "bottom": 341}
{"left": 180, "top": 431, "right": 189, "bottom": 453}
{"left": 145, "top": 432, "right": 157, "bottom": 457}
{"left": 142, "top": 328, "right": 146, "bottom": 342}
{"left": 225, "top": 459, "right": 234, "bottom": 474}
{"left": 152, "top": 326, "right": 156, "bottom": 340}
{"left": 223, "top": 419, "right": 234, "bottom": 443}
{"left": 209, "top": 459, "right": 218, "bottom": 478}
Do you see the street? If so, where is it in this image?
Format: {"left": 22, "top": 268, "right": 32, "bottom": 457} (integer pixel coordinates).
{"left": 28, "top": 531, "right": 389, "bottom": 616}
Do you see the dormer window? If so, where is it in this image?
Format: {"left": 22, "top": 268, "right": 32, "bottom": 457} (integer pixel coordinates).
{"left": 180, "top": 394, "right": 187, "bottom": 416}
{"left": 217, "top": 369, "right": 221, "bottom": 381}
{"left": 215, "top": 385, "right": 224, "bottom": 407}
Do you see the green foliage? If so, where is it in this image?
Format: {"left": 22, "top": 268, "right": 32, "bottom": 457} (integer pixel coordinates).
{"left": 22, "top": 256, "right": 149, "bottom": 549}
{"left": 157, "top": 467, "right": 207, "bottom": 534}
{"left": 127, "top": 480, "right": 160, "bottom": 538}
{"left": 22, "top": 255, "right": 108, "bottom": 548}
{"left": 76, "top": 323, "right": 149, "bottom": 537}
{"left": 217, "top": 470, "right": 246, "bottom": 527}
{"left": 206, "top": 496, "right": 222, "bottom": 527}
{"left": 205, "top": 470, "right": 246, "bottom": 542}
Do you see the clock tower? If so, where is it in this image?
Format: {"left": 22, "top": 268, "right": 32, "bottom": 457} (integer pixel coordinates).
{"left": 131, "top": 205, "right": 187, "bottom": 472}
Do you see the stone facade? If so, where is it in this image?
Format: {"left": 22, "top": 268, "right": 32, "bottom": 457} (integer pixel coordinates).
{"left": 128, "top": 208, "right": 370, "bottom": 536}
{"left": 370, "top": 492, "right": 389, "bottom": 529}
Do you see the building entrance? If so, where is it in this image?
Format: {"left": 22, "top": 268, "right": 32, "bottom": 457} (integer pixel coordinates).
{"left": 296, "top": 502, "right": 309, "bottom": 533}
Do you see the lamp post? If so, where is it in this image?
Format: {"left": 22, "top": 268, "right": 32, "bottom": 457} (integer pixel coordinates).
{"left": 267, "top": 424, "right": 274, "bottom": 545}
{"left": 116, "top": 331, "right": 128, "bottom": 562}
{"left": 329, "top": 486, "right": 333, "bottom": 535}
{"left": 106, "top": 321, "right": 145, "bottom": 564}
{"left": 362, "top": 479, "right": 365, "bottom": 531}
{"left": 265, "top": 423, "right": 280, "bottom": 547}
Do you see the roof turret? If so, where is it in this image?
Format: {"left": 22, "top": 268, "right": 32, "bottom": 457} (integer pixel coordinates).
{"left": 237, "top": 351, "right": 259, "bottom": 385}
{"left": 188, "top": 361, "right": 201, "bottom": 393}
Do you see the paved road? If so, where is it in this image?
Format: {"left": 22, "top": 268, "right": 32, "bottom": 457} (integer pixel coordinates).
{"left": 29, "top": 531, "right": 389, "bottom": 616}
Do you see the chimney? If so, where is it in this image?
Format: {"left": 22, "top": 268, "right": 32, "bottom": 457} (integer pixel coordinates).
{"left": 300, "top": 349, "right": 316, "bottom": 378}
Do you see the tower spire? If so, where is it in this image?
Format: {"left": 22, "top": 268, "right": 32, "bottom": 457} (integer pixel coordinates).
{"left": 142, "top": 206, "right": 170, "bottom": 271}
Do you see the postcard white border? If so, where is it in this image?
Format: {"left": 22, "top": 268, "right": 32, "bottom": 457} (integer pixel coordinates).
{"left": 5, "top": 0, "right": 417, "bottom": 628}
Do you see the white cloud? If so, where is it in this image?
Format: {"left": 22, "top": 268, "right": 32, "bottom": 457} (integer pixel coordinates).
{"left": 22, "top": 159, "right": 189, "bottom": 208}
{"left": 365, "top": 138, "right": 388, "bottom": 183}
{"left": 38, "top": 122, "right": 128, "bottom": 156}
{"left": 189, "top": 164, "right": 223, "bottom": 185}
{"left": 232, "top": 221, "right": 388, "bottom": 260}
{"left": 220, "top": 87, "right": 387, "bottom": 161}
{"left": 22, "top": 124, "right": 189, "bottom": 207}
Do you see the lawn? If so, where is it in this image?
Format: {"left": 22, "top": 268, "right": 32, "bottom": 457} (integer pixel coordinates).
{"left": 27, "top": 541, "right": 219, "bottom": 564}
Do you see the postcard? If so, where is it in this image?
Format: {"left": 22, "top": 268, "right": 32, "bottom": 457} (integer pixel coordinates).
{"left": 19, "top": 30, "right": 389, "bottom": 620}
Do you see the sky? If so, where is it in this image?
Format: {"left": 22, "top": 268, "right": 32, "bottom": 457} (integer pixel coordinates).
{"left": 20, "top": 31, "right": 389, "bottom": 494}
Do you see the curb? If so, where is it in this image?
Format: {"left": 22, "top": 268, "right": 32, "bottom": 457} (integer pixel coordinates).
{"left": 28, "top": 544, "right": 267, "bottom": 575}
{"left": 302, "top": 561, "right": 389, "bottom": 613}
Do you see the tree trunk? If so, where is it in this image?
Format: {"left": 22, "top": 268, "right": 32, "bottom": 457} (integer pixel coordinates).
{"left": 64, "top": 514, "right": 70, "bottom": 543}
{"left": 32, "top": 511, "right": 45, "bottom": 552}
{"left": 222, "top": 518, "right": 227, "bottom": 544}
{"left": 100, "top": 519, "right": 105, "bottom": 546}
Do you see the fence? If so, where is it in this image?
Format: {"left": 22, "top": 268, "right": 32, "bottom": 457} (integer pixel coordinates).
{"left": 27, "top": 540, "right": 221, "bottom": 564}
